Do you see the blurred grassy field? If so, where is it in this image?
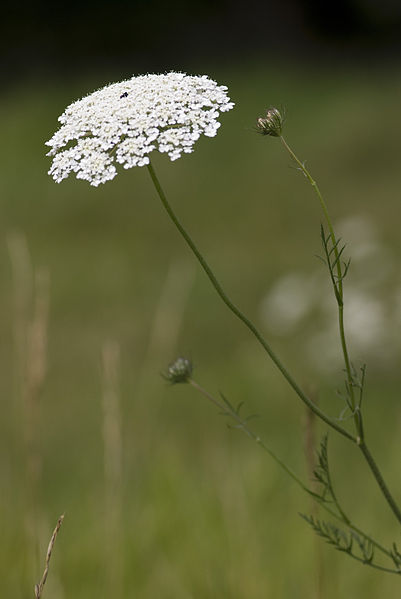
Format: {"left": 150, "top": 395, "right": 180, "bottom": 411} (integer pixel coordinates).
{"left": 1, "top": 62, "right": 401, "bottom": 598}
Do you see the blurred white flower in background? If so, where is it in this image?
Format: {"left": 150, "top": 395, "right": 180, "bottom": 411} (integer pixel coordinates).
{"left": 259, "top": 272, "right": 319, "bottom": 335}
{"left": 306, "top": 288, "right": 391, "bottom": 373}
{"left": 46, "top": 72, "right": 234, "bottom": 186}
{"left": 335, "top": 215, "right": 394, "bottom": 289}
{"left": 260, "top": 215, "right": 399, "bottom": 373}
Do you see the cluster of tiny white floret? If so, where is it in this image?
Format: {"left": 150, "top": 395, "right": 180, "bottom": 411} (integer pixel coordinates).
{"left": 46, "top": 72, "right": 234, "bottom": 186}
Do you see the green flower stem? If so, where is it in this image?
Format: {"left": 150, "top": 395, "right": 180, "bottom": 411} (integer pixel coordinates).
{"left": 279, "top": 136, "right": 356, "bottom": 413}
{"left": 278, "top": 137, "right": 401, "bottom": 526}
{"left": 188, "top": 377, "right": 312, "bottom": 494}
{"left": 358, "top": 441, "right": 401, "bottom": 525}
{"left": 187, "top": 377, "right": 397, "bottom": 567}
{"left": 146, "top": 161, "right": 353, "bottom": 442}
{"left": 147, "top": 160, "right": 401, "bottom": 526}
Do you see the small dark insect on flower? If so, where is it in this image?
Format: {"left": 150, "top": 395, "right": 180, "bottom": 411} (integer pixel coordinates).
{"left": 120, "top": 92, "right": 129, "bottom": 99}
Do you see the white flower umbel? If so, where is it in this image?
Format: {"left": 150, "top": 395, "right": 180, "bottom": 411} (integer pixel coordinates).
{"left": 46, "top": 72, "right": 234, "bottom": 186}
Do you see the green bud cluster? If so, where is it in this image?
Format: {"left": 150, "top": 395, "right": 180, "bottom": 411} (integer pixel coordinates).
{"left": 165, "top": 357, "right": 193, "bottom": 384}
{"left": 256, "top": 108, "right": 283, "bottom": 137}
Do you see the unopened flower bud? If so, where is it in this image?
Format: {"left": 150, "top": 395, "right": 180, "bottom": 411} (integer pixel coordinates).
{"left": 164, "top": 357, "right": 193, "bottom": 384}
{"left": 256, "top": 108, "right": 283, "bottom": 137}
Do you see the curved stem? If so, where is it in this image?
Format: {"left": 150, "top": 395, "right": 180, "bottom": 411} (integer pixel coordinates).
{"left": 146, "top": 161, "right": 354, "bottom": 442}
{"left": 147, "top": 157, "right": 401, "bottom": 527}
{"left": 278, "top": 137, "right": 401, "bottom": 526}
{"left": 279, "top": 136, "right": 356, "bottom": 412}
{"left": 188, "top": 377, "right": 312, "bottom": 494}
{"left": 359, "top": 441, "right": 401, "bottom": 524}
{"left": 187, "top": 378, "right": 397, "bottom": 565}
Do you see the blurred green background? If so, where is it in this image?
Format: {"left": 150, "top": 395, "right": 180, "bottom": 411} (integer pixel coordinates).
{"left": 2, "top": 2, "right": 401, "bottom": 597}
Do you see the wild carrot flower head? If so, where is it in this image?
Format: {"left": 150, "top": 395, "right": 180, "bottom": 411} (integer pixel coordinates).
{"left": 46, "top": 72, "right": 234, "bottom": 186}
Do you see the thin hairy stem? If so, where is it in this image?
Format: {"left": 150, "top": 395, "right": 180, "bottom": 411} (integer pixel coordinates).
{"left": 188, "top": 378, "right": 312, "bottom": 494}
{"left": 342, "top": 560, "right": 400, "bottom": 575}
{"left": 322, "top": 456, "right": 350, "bottom": 526}
{"left": 278, "top": 137, "right": 401, "bottom": 526}
{"left": 358, "top": 441, "right": 401, "bottom": 524}
{"left": 187, "top": 378, "right": 396, "bottom": 564}
{"left": 279, "top": 136, "right": 356, "bottom": 413}
{"left": 146, "top": 161, "right": 353, "bottom": 442}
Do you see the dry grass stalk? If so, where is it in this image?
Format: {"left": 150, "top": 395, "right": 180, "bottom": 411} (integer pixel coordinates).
{"left": 23, "top": 268, "right": 50, "bottom": 576}
{"left": 7, "top": 231, "right": 32, "bottom": 415}
{"left": 7, "top": 233, "right": 50, "bottom": 582}
{"left": 24, "top": 268, "right": 50, "bottom": 494}
{"left": 303, "top": 404, "right": 317, "bottom": 485}
{"left": 25, "top": 269, "right": 50, "bottom": 407}
{"left": 102, "top": 341, "right": 122, "bottom": 490}
{"left": 303, "top": 397, "right": 324, "bottom": 599}
{"left": 102, "top": 340, "right": 123, "bottom": 596}
{"left": 34, "top": 514, "right": 64, "bottom": 599}
{"left": 135, "top": 259, "right": 195, "bottom": 409}
{"left": 146, "top": 259, "right": 195, "bottom": 360}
